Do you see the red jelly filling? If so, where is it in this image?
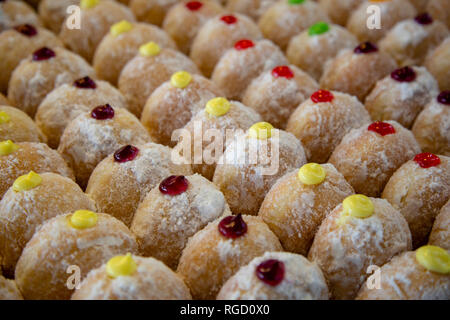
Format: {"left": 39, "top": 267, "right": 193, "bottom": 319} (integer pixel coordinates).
{"left": 114, "top": 145, "right": 139, "bottom": 163}
{"left": 186, "top": 1, "right": 202, "bottom": 11}
{"left": 91, "top": 104, "right": 114, "bottom": 120}
{"left": 437, "top": 91, "right": 450, "bottom": 105}
{"left": 256, "top": 259, "right": 285, "bottom": 286}
{"left": 159, "top": 175, "right": 189, "bottom": 196}
{"left": 32, "top": 47, "right": 55, "bottom": 61}
{"left": 391, "top": 66, "right": 416, "bottom": 82}
{"left": 311, "top": 89, "right": 334, "bottom": 103}
{"left": 354, "top": 42, "right": 378, "bottom": 54}
{"left": 368, "top": 121, "right": 396, "bottom": 136}
{"left": 414, "top": 153, "right": 441, "bottom": 168}
{"left": 14, "top": 24, "right": 37, "bottom": 37}
{"left": 74, "top": 76, "right": 97, "bottom": 89}
{"left": 234, "top": 39, "right": 254, "bottom": 50}
{"left": 272, "top": 66, "right": 294, "bottom": 79}
{"left": 218, "top": 214, "right": 247, "bottom": 239}
{"left": 414, "top": 13, "right": 433, "bottom": 25}
{"left": 221, "top": 15, "right": 237, "bottom": 25}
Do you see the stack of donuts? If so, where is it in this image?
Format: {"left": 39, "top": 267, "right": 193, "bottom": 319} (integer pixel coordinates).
{"left": 0, "top": 0, "right": 448, "bottom": 300}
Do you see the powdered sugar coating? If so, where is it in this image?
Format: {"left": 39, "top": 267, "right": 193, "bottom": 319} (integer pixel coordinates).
{"left": 382, "top": 156, "right": 450, "bottom": 248}
{"left": 131, "top": 174, "right": 231, "bottom": 269}
{"left": 0, "top": 105, "right": 46, "bottom": 143}
{"left": 243, "top": 65, "right": 318, "bottom": 129}
{"left": 86, "top": 142, "right": 193, "bottom": 227}
{"left": 429, "top": 200, "right": 450, "bottom": 250}
{"left": 427, "top": 0, "right": 450, "bottom": 29}
{"left": 319, "top": 0, "right": 364, "bottom": 26}
{"left": 356, "top": 251, "right": 450, "bottom": 300}
{"left": 218, "top": 251, "right": 329, "bottom": 300}
{"left": 226, "top": 0, "right": 276, "bottom": 21}
{"left": 320, "top": 48, "right": 397, "bottom": 102}
{"left": 58, "top": 107, "right": 151, "bottom": 188}
{"left": 213, "top": 129, "right": 307, "bottom": 215}
{"left": 365, "top": 66, "right": 439, "bottom": 128}
{"left": 119, "top": 48, "right": 200, "bottom": 116}
{"left": 59, "top": 0, "right": 136, "bottom": 62}
{"left": 379, "top": 18, "right": 449, "bottom": 66}
{"left": 258, "top": 0, "right": 330, "bottom": 51}
{"left": 0, "top": 0, "right": 41, "bottom": 32}
{"left": 177, "top": 100, "right": 262, "bottom": 180}
{"left": 0, "top": 142, "right": 74, "bottom": 199}
{"left": 424, "top": 37, "right": 450, "bottom": 91}
{"left": 93, "top": 22, "right": 176, "bottom": 85}
{"left": 0, "top": 275, "right": 23, "bottom": 300}
{"left": 309, "top": 198, "right": 412, "bottom": 299}
{"left": 346, "top": 0, "right": 417, "bottom": 43}
{"left": 329, "top": 120, "right": 421, "bottom": 197}
{"left": 211, "top": 39, "right": 288, "bottom": 100}
{"left": 35, "top": 80, "right": 128, "bottom": 148}
{"left": 0, "top": 173, "right": 96, "bottom": 277}
{"left": 190, "top": 13, "right": 262, "bottom": 77}
{"left": 7, "top": 47, "right": 94, "bottom": 118}
{"left": 0, "top": 26, "right": 63, "bottom": 93}
{"left": 177, "top": 215, "right": 283, "bottom": 299}
{"left": 287, "top": 24, "right": 358, "bottom": 81}
{"left": 259, "top": 164, "right": 354, "bottom": 255}
{"left": 72, "top": 255, "right": 192, "bottom": 300}
{"left": 287, "top": 91, "right": 371, "bottom": 163}
{"left": 130, "top": 0, "right": 178, "bottom": 27}
{"left": 141, "top": 74, "right": 223, "bottom": 146}
{"left": 38, "top": 0, "right": 78, "bottom": 33}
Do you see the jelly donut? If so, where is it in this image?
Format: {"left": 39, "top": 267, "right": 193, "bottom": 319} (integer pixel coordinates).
{"left": 259, "top": 163, "right": 354, "bottom": 255}
{"left": 58, "top": 105, "right": 151, "bottom": 188}
{"left": 309, "top": 195, "right": 412, "bottom": 299}
{"left": 15, "top": 211, "right": 138, "bottom": 300}
{"left": 379, "top": 14, "right": 449, "bottom": 67}
{"left": 0, "top": 276, "right": 23, "bottom": 300}
{"left": 258, "top": 0, "right": 329, "bottom": 51}
{"left": 318, "top": 0, "right": 364, "bottom": 26}
{"left": 211, "top": 39, "right": 288, "bottom": 100}
{"left": 329, "top": 121, "right": 421, "bottom": 197}
{"left": 163, "top": 1, "right": 224, "bottom": 55}
{"left": 7, "top": 47, "right": 95, "bottom": 118}
{"left": 320, "top": 42, "right": 397, "bottom": 102}
{"left": 357, "top": 246, "right": 450, "bottom": 300}
{"left": 35, "top": 76, "right": 128, "bottom": 148}
{"left": 86, "top": 143, "right": 192, "bottom": 227}
{"left": 242, "top": 65, "right": 318, "bottom": 129}
{"left": 286, "top": 90, "right": 371, "bottom": 163}
{"left": 0, "top": 0, "right": 41, "bottom": 32}
{"left": 286, "top": 22, "right": 358, "bottom": 81}
{"left": 0, "top": 93, "right": 10, "bottom": 106}
{"left": 190, "top": 13, "right": 262, "bottom": 77}
{"left": 93, "top": 21, "right": 176, "bottom": 85}
{"left": 429, "top": 200, "right": 450, "bottom": 250}
{"left": 0, "top": 105, "right": 46, "bottom": 143}
{"left": 0, "top": 24, "right": 62, "bottom": 93}
{"left": 131, "top": 174, "right": 231, "bottom": 269}
{"left": 412, "top": 91, "right": 450, "bottom": 156}
{"left": 217, "top": 251, "right": 329, "bottom": 300}
{"left": 382, "top": 153, "right": 450, "bottom": 248}
{"left": 427, "top": 0, "right": 450, "bottom": 29}
{"left": 177, "top": 214, "right": 283, "bottom": 299}
{"left": 226, "top": 0, "right": 277, "bottom": 21}
{"left": 130, "top": 0, "right": 178, "bottom": 27}
{"left": 118, "top": 42, "right": 200, "bottom": 117}
{"left": 365, "top": 66, "right": 439, "bottom": 128}
{"left": 141, "top": 72, "right": 223, "bottom": 146}
{"left": 424, "top": 37, "right": 450, "bottom": 91}
{"left": 346, "top": 0, "right": 417, "bottom": 43}
{"left": 59, "top": 0, "right": 135, "bottom": 62}
{"left": 38, "top": 0, "right": 78, "bottom": 33}
{"left": 0, "top": 141, "right": 74, "bottom": 199}
{"left": 177, "top": 97, "right": 262, "bottom": 180}
{"left": 71, "top": 255, "right": 192, "bottom": 300}
{"left": 213, "top": 123, "right": 307, "bottom": 215}
{"left": 0, "top": 172, "right": 96, "bottom": 276}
